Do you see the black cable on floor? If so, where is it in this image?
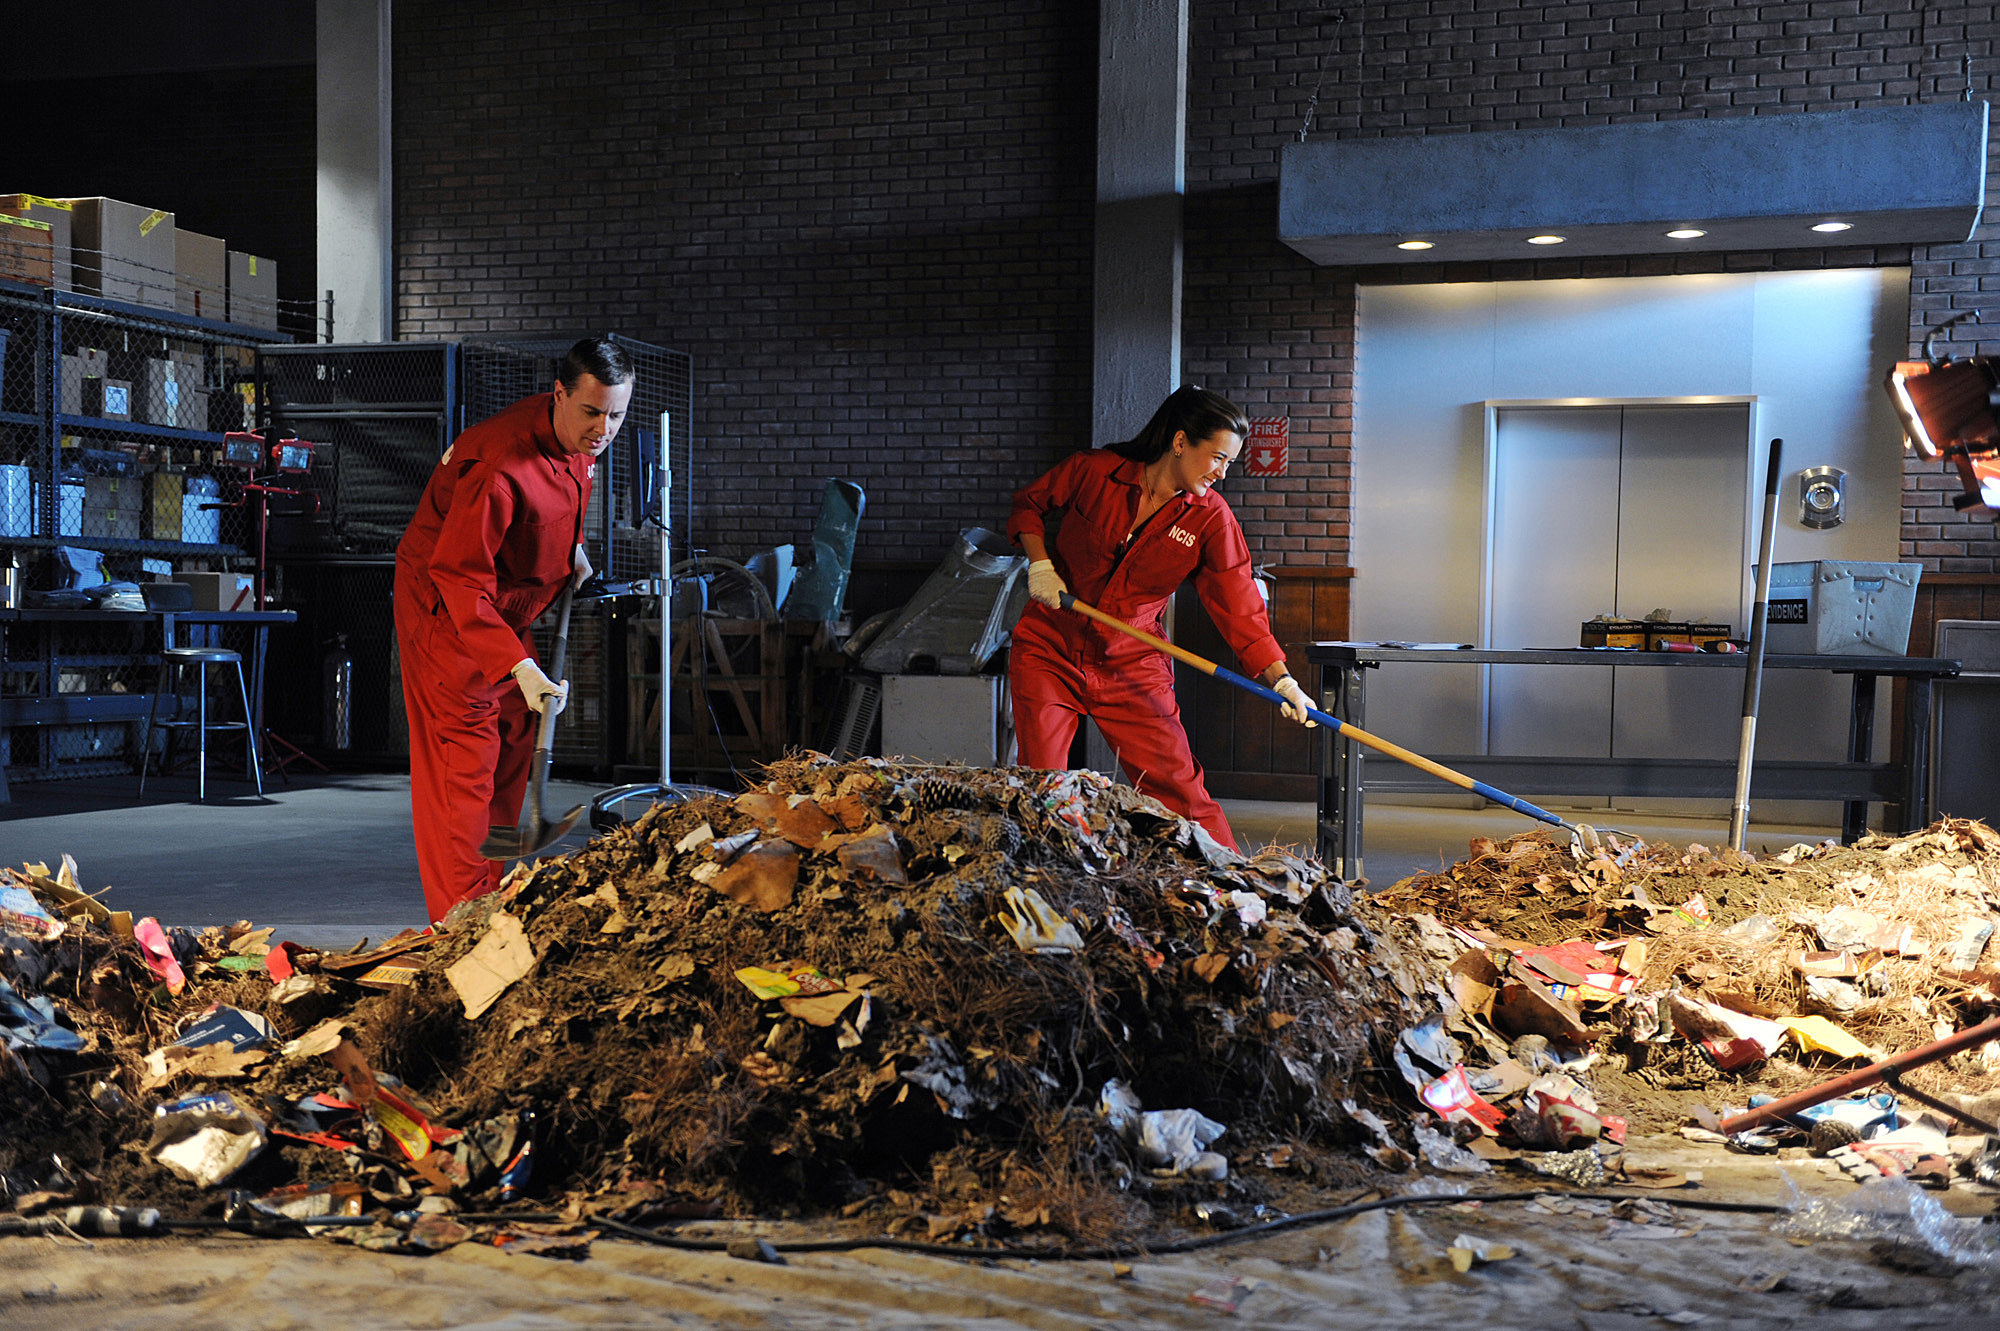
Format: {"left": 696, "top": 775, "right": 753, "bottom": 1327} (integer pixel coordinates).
{"left": 588, "top": 1187, "right": 1787, "bottom": 1262}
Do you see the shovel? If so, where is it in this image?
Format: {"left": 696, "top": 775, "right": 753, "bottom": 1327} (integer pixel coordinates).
{"left": 1058, "top": 593, "right": 1604, "bottom": 854}
{"left": 480, "top": 582, "right": 586, "bottom": 861}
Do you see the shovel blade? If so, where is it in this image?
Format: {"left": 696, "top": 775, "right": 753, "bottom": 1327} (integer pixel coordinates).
{"left": 479, "top": 804, "right": 587, "bottom": 862}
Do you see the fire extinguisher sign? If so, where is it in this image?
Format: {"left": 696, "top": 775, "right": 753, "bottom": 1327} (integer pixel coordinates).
{"left": 1245, "top": 418, "right": 1288, "bottom": 477}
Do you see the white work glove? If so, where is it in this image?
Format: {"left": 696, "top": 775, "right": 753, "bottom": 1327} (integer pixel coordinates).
{"left": 1027, "top": 559, "right": 1068, "bottom": 609}
{"left": 1272, "top": 675, "right": 1318, "bottom": 728}
{"left": 572, "top": 542, "right": 594, "bottom": 589}
{"left": 511, "top": 659, "right": 570, "bottom": 717}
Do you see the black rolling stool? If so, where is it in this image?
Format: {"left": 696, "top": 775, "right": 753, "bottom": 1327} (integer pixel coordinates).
{"left": 137, "top": 646, "right": 265, "bottom": 800}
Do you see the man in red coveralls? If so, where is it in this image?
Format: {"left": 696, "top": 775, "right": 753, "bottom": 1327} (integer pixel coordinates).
{"left": 395, "top": 338, "right": 634, "bottom": 922}
{"left": 1008, "top": 385, "right": 1316, "bottom": 851}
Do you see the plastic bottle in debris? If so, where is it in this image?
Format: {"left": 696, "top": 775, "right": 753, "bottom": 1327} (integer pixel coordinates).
{"left": 498, "top": 1113, "right": 536, "bottom": 1201}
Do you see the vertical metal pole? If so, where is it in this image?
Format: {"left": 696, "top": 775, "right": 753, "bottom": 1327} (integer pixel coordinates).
{"left": 659, "top": 411, "right": 672, "bottom": 789}
{"left": 323, "top": 290, "right": 335, "bottom": 344}
{"left": 1730, "top": 439, "right": 1784, "bottom": 851}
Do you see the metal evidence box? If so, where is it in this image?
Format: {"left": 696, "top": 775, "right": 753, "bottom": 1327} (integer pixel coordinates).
{"left": 881, "top": 675, "right": 1004, "bottom": 766}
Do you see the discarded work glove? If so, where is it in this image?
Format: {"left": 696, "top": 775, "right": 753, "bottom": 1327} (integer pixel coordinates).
{"left": 511, "top": 660, "right": 569, "bottom": 717}
{"left": 1272, "top": 675, "right": 1319, "bottom": 728}
{"left": 999, "top": 885, "right": 1084, "bottom": 953}
{"left": 1027, "top": 559, "right": 1068, "bottom": 609}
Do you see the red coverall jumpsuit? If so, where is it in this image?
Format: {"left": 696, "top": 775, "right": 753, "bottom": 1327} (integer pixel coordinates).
{"left": 394, "top": 393, "right": 591, "bottom": 922}
{"left": 1007, "top": 448, "right": 1284, "bottom": 851}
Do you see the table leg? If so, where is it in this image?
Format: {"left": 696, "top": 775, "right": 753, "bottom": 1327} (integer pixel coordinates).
{"left": 1901, "top": 672, "right": 1934, "bottom": 833}
{"left": 1316, "top": 666, "right": 1341, "bottom": 870}
{"left": 0, "top": 618, "right": 10, "bottom": 804}
{"left": 1842, "top": 672, "right": 1877, "bottom": 843}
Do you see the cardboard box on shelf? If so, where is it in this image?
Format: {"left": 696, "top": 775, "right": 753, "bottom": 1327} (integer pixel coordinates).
{"left": 227, "top": 250, "right": 278, "bottom": 329}
{"left": 60, "top": 348, "right": 108, "bottom": 416}
{"left": 64, "top": 198, "right": 175, "bottom": 310}
{"left": 0, "top": 212, "right": 54, "bottom": 287}
{"left": 0, "top": 195, "right": 73, "bottom": 290}
{"left": 81, "top": 377, "right": 133, "bottom": 422}
{"left": 175, "top": 229, "right": 226, "bottom": 321}
{"left": 82, "top": 474, "right": 143, "bottom": 540}
{"left": 146, "top": 471, "right": 184, "bottom": 541}
{"left": 140, "top": 358, "right": 176, "bottom": 426}
{"left": 180, "top": 571, "right": 254, "bottom": 612}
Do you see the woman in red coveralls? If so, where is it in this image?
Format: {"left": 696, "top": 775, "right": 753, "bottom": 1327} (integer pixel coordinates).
{"left": 1008, "top": 385, "right": 1316, "bottom": 851}
{"left": 395, "top": 339, "right": 634, "bottom": 922}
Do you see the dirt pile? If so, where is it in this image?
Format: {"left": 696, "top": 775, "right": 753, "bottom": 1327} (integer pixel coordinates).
{"left": 1356, "top": 820, "right": 2000, "bottom": 1137}
{"left": 0, "top": 757, "right": 1424, "bottom": 1246}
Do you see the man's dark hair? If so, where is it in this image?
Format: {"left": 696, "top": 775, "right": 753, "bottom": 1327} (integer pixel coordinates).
{"left": 557, "top": 336, "right": 635, "bottom": 390}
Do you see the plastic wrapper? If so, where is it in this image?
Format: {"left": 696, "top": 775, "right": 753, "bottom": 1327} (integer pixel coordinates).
{"left": 1776, "top": 1176, "right": 2000, "bottom": 1269}
{"left": 147, "top": 1090, "right": 267, "bottom": 1187}
{"left": 1411, "top": 1119, "right": 1489, "bottom": 1174}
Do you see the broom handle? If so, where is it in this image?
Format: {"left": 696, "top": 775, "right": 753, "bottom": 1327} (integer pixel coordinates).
{"left": 1057, "top": 593, "right": 1574, "bottom": 831}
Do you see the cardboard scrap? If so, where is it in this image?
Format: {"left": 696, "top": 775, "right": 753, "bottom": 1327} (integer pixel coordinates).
{"left": 444, "top": 912, "right": 536, "bottom": 1019}
{"left": 1779, "top": 1015, "right": 1873, "bottom": 1060}
{"left": 709, "top": 842, "right": 801, "bottom": 913}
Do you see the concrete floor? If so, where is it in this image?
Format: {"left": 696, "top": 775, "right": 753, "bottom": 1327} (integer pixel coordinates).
{"left": 1, "top": 773, "right": 1842, "bottom": 949}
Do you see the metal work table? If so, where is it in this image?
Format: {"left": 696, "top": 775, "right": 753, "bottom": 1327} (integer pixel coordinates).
{"left": 1306, "top": 643, "right": 1963, "bottom": 880}
{"left": 0, "top": 608, "right": 296, "bottom": 802}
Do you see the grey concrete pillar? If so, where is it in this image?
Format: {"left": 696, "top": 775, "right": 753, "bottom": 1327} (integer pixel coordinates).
{"left": 1093, "top": 0, "right": 1187, "bottom": 447}
{"left": 317, "top": 0, "right": 393, "bottom": 342}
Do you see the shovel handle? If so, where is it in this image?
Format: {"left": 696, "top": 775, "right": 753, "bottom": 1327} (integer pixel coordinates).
{"left": 1057, "top": 593, "right": 1575, "bottom": 833}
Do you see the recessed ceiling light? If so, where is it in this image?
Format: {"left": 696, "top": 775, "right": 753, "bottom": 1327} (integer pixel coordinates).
{"left": 1812, "top": 221, "right": 1853, "bottom": 233}
{"left": 1526, "top": 234, "right": 1566, "bottom": 245}
{"left": 1396, "top": 240, "right": 1434, "bottom": 251}
{"left": 1665, "top": 228, "right": 1706, "bottom": 240}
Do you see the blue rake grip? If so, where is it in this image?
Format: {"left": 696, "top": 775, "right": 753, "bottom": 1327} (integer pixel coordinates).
{"left": 1209, "top": 662, "right": 1573, "bottom": 832}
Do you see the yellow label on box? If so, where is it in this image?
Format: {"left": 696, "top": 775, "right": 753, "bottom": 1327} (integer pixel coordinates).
{"left": 139, "top": 210, "right": 168, "bottom": 236}
{"left": 21, "top": 196, "right": 73, "bottom": 210}
{"left": 0, "top": 215, "right": 51, "bottom": 232}
{"left": 248, "top": 256, "right": 258, "bottom": 276}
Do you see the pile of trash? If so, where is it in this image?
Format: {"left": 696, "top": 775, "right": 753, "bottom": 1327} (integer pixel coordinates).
{"left": 0, "top": 757, "right": 1427, "bottom": 1250}
{"left": 1356, "top": 821, "right": 2000, "bottom": 1186}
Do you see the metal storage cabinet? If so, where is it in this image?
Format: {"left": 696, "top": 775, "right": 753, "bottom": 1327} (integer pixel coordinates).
{"left": 0, "top": 276, "right": 284, "bottom": 785}
{"left": 1932, "top": 620, "right": 2000, "bottom": 825}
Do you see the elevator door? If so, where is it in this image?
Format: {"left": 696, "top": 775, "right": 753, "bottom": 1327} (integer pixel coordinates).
{"left": 1486, "top": 404, "right": 1750, "bottom": 811}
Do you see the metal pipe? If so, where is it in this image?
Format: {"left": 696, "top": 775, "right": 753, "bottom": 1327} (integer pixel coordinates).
{"left": 1714, "top": 1012, "right": 2000, "bottom": 1134}
{"left": 1730, "top": 438, "right": 1784, "bottom": 851}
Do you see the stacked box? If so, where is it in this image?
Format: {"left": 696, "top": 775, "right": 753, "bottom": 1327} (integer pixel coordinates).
{"left": 175, "top": 229, "right": 226, "bottom": 321}
{"left": 141, "top": 358, "right": 177, "bottom": 426}
{"left": 181, "top": 570, "right": 254, "bottom": 611}
{"left": 171, "top": 349, "right": 209, "bottom": 429}
{"left": 146, "top": 471, "right": 184, "bottom": 541}
{"left": 65, "top": 198, "right": 176, "bottom": 310}
{"left": 83, "top": 474, "right": 143, "bottom": 539}
{"left": 1580, "top": 618, "right": 1648, "bottom": 649}
{"left": 227, "top": 250, "right": 278, "bottom": 329}
{"left": 0, "top": 212, "right": 54, "bottom": 287}
{"left": 0, "top": 195, "right": 73, "bottom": 289}
{"left": 60, "top": 347, "right": 109, "bottom": 416}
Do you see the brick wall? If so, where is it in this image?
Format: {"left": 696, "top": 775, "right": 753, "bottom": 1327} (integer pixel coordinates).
{"left": 394, "top": 0, "right": 1096, "bottom": 565}
{"left": 394, "top": 2, "right": 1999, "bottom": 575}
{"left": 1181, "top": 0, "right": 1999, "bottom": 572}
